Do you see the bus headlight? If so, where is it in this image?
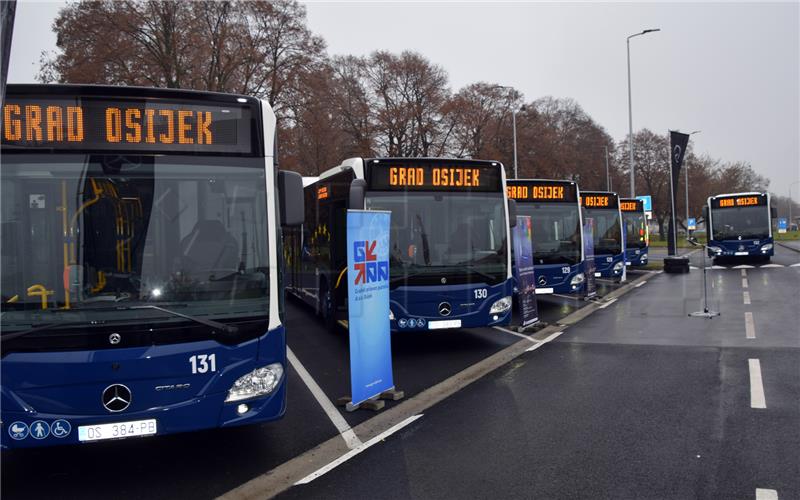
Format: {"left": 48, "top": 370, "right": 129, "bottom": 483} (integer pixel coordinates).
{"left": 707, "top": 246, "right": 723, "bottom": 255}
{"left": 389, "top": 309, "right": 395, "bottom": 320}
{"left": 760, "top": 243, "right": 773, "bottom": 251}
{"left": 641, "top": 254, "right": 648, "bottom": 262}
{"left": 489, "top": 296, "right": 512, "bottom": 314}
{"left": 613, "top": 261, "right": 624, "bottom": 273}
{"left": 225, "top": 363, "right": 284, "bottom": 403}
{"left": 570, "top": 273, "right": 585, "bottom": 286}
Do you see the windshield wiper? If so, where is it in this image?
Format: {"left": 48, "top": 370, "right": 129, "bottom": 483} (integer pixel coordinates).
{"left": 1, "top": 320, "right": 110, "bottom": 342}
{"left": 125, "top": 305, "right": 238, "bottom": 334}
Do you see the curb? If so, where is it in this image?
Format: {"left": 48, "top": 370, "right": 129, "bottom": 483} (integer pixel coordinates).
{"left": 776, "top": 241, "right": 800, "bottom": 254}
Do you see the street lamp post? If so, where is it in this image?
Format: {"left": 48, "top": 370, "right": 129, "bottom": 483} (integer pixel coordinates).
{"left": 790, "top": 180, "right": 800, "bottom": 231}
{"left": 494, "top": 85, "right": 524, "bottom": 179}
{"left": 627, "top": 28, "right": 660, "bottom": 197}
{"left": 603, "top": 145, "right": 611, "bottom": 190}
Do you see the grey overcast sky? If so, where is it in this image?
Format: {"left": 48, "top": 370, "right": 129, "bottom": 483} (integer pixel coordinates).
{"left": 8, "top": 1, "right": 800, "bottom": 200}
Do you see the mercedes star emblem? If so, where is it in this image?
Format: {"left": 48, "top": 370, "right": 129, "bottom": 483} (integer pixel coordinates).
{"left": 538, "top": 276, "right": 547, "bottom": 286}
{"left": 438, "top": 302, "right": 452, "bottom": 317}
{"left": 102, "top": 384, "right": 132, "bottom": 412}
{"left": 109, "top": 333, "right": 121, "bottom": 345}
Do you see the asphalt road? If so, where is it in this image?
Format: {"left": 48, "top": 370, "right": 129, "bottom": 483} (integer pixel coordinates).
{"left": 4, "top": 248, "right": 795, "bottom": 500}
{"left": 278, "top": 261, "right": 799, "bottom": 499}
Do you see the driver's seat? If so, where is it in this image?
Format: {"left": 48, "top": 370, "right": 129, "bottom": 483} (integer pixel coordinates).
{"left": 180, "top": 220, "right": 239, "bottom": 274}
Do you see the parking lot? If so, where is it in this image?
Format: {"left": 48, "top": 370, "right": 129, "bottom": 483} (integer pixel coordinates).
{"left": 2, "top": 244, "right": 799, "bottom": 500}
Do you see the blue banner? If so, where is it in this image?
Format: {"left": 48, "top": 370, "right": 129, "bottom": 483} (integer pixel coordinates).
{"left": 513, "top": 215, "right": 538, "bottom": 328}
{"left": 346, "top": 210, "right": 394, "bottom": 406}
{"left": 583, "top": 217, "right": 597, "bottom": 298}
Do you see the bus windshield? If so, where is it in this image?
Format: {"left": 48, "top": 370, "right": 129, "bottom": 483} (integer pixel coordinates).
{"left": 584, "top": 209, "right": 622, "bottom": 255}
{"left": 623, "top": 211, "right": 648, "bottom": 248}
{"left": 518, "top": 202, "right": 582, "bottom": 265}
{"left": 1, "top": 154, "right": 270, "bottom": 334}
{"left": 711, "top": 205, "right": 770, "bottom": 240}
{"left": 365, "top": 191, "right": 508, "bottom": 285}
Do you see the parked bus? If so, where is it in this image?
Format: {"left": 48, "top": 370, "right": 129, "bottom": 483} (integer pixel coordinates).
{"left": 580, "top": 191, "right": 624, "bottom": 280}
{"left": 704, "top": 192, "right": 776, "bottom": 261}
{"left": 1, "top": 84, "right": 303, "bottom": 449}
{"left": 506, "top": 179, "right": 585, "bottom": 294}
{"left": 285, "top": 157, "right": 515, "bottom": 332}
{"left": 620, "top": 198, "right": 649, "bottom": 267}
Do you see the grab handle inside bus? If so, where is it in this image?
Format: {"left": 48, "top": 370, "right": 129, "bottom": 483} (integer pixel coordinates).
{"left": 349, "top": 178, "right": 367, "bottom": 210}
{"left": 278, "top": 170, "right": 304, "bottom": 226}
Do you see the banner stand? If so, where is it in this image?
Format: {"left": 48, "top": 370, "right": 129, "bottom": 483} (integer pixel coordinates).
{"left": 337, "top": 209, "right": 403, "bottom": 413}
{"left": 336, "top": 389, "right": 405, "bottom": 413}
{"left": 582, "top": 217, "right": 597, "bottom": 301}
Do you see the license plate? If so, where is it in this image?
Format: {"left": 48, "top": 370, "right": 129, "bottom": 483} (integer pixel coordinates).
{"left": 78, "top": 419, "right": 157, "bottom": 442}
{"left": 428, "top": 319, "right": 462, "bottom": 330}
{"left": 735, "top": 251, "right": 749, "bottom": 256}
{"left": 535, "top": 288, "right": 554, "bottom": 294}
{"left": 594, "top": 272, "right": 602, "bottom": 277}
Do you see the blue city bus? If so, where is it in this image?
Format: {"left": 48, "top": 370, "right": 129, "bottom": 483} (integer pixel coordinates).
{"left": 580, "top": 191, "right": 625, "bottom": 280}
{"left": 1, "top": 84, "right": 303, "bottom": 449}
{"left": 704, "top": 192, "right": 776, "bottom": 261}
{"left": 285, "top": 158, "right": 515, "bottom": 332}
{"left": 620, "top": 198, "right": 649, "bottom": 267}
{"left": 506, "top": 179, "right": 585, "bottom": 294}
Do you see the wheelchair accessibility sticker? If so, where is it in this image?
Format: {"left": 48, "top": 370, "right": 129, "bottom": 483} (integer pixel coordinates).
{"left": 52, "top": 419, "right": 72, "bottom": 438}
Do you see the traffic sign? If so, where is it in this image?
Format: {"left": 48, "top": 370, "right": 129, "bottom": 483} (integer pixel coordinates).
{"left": 635, "top": 195, "right": 652, "bottom": 212}
{"left": 687, "top": 217, "right": 696, "bottom": 231}
{"left": 778, "top": 218, "right": 787, "bottom": 233}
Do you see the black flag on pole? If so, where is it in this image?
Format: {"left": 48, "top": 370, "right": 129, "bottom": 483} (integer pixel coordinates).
{"left": 667, "top": 131, "right": 690, "bottom": 256}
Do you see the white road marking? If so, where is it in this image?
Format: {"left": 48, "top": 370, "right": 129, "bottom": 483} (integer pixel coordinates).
{"left": 294, "top": 414, "right": 423, "bottom": 485}
{"left": 526, "top": 331, "right": 565, "bottom": 352}
{"left": 552, "top": 293, "right": 582, "bottom": 300}
{"left": 741, "top": 269, "right": 747, "bottom": 277}
{"left": 690, "top": 266, "right": 699, "bottom": 270}
{"left": 791, "top": 263, "right": 800, "bottom": 267}
{"left": 634, "top": 281, "right": 648, "bottom": 288}
{"left": 598, "top": 298, "right": 618, "bottom": 309}
{"left": 287, "top": 347, "right": 363, "bottom": 449}
{"left": 743, "top": 291, "right": 751, "bottom": 305}
{"left": 748, "top": 359, "right": 767, "bottom": 409}
{"left": 756, "top": 488, "right": 778, "bottom": 500}
{"left": 745, "top": 312, "right": 756, "bottom": 339}
{"left": 493, "top": 326, "right": 537, "bottom": 343}
{"left": 733, "top": 264, "right": 755, "bottom": 269}
{"left": 711, "top": 265, "right": 726, "bottom": 269}
{"left": 760, "top": 263, "right": 783, "bottom": 268}
{"left": 742, "top": 278, "right": 749, "bottom": 289}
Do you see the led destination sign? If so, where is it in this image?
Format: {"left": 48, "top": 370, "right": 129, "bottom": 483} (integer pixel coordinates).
{"left": 368, "top": 162, "right": 502, "bottom": 192}
{"left": 620, "top": 199, "right": 644, "bottom": 212}
{"left": 581, "top": 192, "right": 619, "bottom": 209}
{"left": 711, "top": 195, "right": 766, "bottom": 209}
{"left": 2, "top": 97, "right": 254, "bottom": 155}
{"left": 506, "top": 180, "right": 577, "bottom": 203}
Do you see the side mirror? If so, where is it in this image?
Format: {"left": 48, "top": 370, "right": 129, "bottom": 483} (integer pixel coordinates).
{"left": 349, "top": 178, "right": 366, "bottom": 210}
{"left": 701, "top": 205, "right": 709, "bottom": 222}
{"left": 771, "top": 207, "right": 778, "bottom": 219}
{"left": 278, "top": 170, "right": 304, "bottom": 226}
{"left": 508, "top": 199, "right": 517, "bottom": 227}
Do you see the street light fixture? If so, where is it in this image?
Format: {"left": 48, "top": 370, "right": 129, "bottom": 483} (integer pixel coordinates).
{"left": 627, "top": 28, "right": 661, "bottom": 197}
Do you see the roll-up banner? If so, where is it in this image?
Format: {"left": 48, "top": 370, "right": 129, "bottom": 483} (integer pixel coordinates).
{"left": 346, "top": 210, "right": 394, "bottom": 406}
{"left": 583, "top": 217, "right": 597, "bottom": 298}
{"left": 513, "top": 215, "right": 538, "bottom": 328}
{"left": 668, "top": 131, "right": 690, "bottom": 256}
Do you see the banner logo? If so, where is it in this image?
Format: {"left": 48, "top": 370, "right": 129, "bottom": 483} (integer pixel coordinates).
{"left": 353, "top": 240, "right": 389, "bottom": 285}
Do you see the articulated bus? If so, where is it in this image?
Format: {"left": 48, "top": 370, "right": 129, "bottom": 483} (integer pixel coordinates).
{"left": 285, "top": 157, "right": 514, "bottom": 332}
{"left": 1, "top": 84, "right": 303, "bottom": 449}
{"left": 704, "top": 192, "right": 776, "bottom": 261}
{"left": 620, "top": 198, "right": 649, "bottom": 267}
{"left": 580, "top": 191, "right": 624, "bottom": 280}
{"left": 506, "top": 179, "right": 585, "bottom": 294}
